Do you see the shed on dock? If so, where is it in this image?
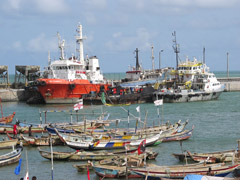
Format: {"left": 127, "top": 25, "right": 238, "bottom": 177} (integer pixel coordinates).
{"left": 0, "top": 66, "right": 9, "bottom": 88}
{"left": 14, "top": 65, "right": 40, "bottom": 88}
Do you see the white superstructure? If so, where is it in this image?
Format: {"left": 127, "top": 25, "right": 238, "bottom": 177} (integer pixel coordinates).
{"left": 44, "top": 23, "right": 106, "bottom": 84}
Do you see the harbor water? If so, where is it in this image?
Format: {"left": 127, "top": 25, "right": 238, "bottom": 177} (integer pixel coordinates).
{"left": 1, "top": 91, "right": 240, "bottom": 179}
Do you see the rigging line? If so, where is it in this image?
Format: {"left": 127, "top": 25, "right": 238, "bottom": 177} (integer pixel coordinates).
{"left": 103, "top": 90, "right": 138, "bottom": 119}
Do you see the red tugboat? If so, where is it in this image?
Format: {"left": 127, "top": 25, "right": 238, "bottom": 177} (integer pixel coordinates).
{"left": 35, "top": 24, "right": 110, "bottom": 104}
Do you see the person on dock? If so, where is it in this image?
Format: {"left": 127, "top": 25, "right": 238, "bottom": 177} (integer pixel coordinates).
{"left": 32, "top": 176, "right": 37, "bottom": 180}
{"left": 13, "top": 121, "right": 19, "bottom": 139}
{"left": 28, "top": 125, "right": 32, "bottom": 137}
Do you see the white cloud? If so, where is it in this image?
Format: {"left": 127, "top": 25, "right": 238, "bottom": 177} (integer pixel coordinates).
{"left": 2, "top": 0, "right": 68, "bottom": 14}
{"left": 113, "top": 32, "right": 122, "bottom": 38}
{"left": 153, "top": 0, "right": 239, "bottom": 8}
{"left": 27, "top": 33, "right": 57, "bottom": 52}
{"left": 12, "top": 41, "right": 22, "bottom": 50}
{"left": 8, "top": 0, "right": 22, "bottom": 9}
{"left": 84, "top": 12, "right": 97, "bottom": 25}
{"left": 33, "top": 0, "right": 68, "bottom": 14}
{"left": 105, "top": 28, "right": 151, "bottom": 52}
{"left": 83, "top": 0, "right": 107, "bottom": 10}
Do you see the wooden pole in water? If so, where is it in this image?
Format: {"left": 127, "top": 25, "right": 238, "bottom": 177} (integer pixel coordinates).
{"left": 238, "top": 139, "right": 240, "bottom": 158}
{"left": 39, "top": 109, "right": 42, "bottom": 125}
{"left": 45, "top": 111, "right": 47, "bottom": 124}
{"left": 76, "top": 110, "right": 78, "bottom": 122}
{"left": 50, "top": 136, "right": 54, "bottom": 180}
{"left": 0, "top": 98, "right": 3, "bottom": 119}
{"left": 227, "top": 52, "right": 229, "bottom": 79}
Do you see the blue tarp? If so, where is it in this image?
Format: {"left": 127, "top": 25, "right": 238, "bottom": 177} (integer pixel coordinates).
{"left": 184, "top": 174, "right": 204, "bottom": 180}
{"left": 120, "top": 79, "right": 157, "bottom": 88}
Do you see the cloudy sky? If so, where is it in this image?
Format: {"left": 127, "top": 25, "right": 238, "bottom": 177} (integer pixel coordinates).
{"left": 1, "top": 0, "right": 240, "bottom": 74}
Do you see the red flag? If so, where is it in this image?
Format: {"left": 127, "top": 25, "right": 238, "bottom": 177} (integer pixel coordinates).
{"left": 138, "top": 139, "right": 146, "bottom": 155}
{"left": 87, "top": 166, "right": 90, "bottom": 180}
{"left": 74, "top": 99, "right": 83, "bottom": 110}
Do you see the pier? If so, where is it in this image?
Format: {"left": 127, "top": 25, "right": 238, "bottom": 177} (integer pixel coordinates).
{"left": 218, "top": 77, "right": 240, "bottom": 91}
{"left": 0, "top": 65, "right": 40, "bottom": 102}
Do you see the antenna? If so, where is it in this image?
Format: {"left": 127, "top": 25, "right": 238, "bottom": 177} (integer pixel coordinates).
{"left": 203, "top": 47, "right": 205, "bottom": 64}
{"left": 135, "top": 48, "right": 140, "bottom": 71}
{"left": 57, "top": 32, "right": 65, "bottom": 60}
{"left": 151, "top": 44, "right": 155, "bottom": 71}
{"left": 172, "top": 31, "right": 180, "bottom": 69}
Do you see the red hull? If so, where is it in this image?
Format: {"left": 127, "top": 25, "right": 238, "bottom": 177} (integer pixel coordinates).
{"left": 0, "top": 112, "right": 15, "bottom": 124}
{"left": 36, "top": 79, "right": 110, "bottom": 103}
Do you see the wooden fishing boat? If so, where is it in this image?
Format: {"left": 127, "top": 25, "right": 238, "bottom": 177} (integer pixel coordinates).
{"left": 130, "top": 163, "right": 240, "bottom": 179}
{"left": 38, "top": 147, "right": 158, "bottom": 161}
{"left": 0, "top": 146, "right": 23, "bottom": 167}
{"left": 0, "top": 112, "right": 16, "bottom": 124}
{"left": 72, "top": 162, "right": 93, "bottom": 172}
{"left": 173, "top": 149, "right": 237, "bottom": 163}
{"left": 0, "top": 98, "right": 16, "bottom": 124}
{"left": 56, "top": 128, "right": 160, "bottom": 150}
{"left": 0, "top": 124, "right": 46, "bottom": 134}
{"left": 0, "top": 139, "right": 18, "bottom": 149}
{"left": 93, "top": 154, "right": 149, "bottom": 178}
{"left": 161, "top": 125, "right": 194, "bottom": 142}
{"left": 114, "top": 119, "right": 189, "bottom": 136}
{"left": 21, "top": 135, "right": 63, "bottom": 146}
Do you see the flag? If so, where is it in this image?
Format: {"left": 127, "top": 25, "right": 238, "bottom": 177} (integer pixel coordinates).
{"left": 24, "top": 171, "right": 29, "bottom": 180}
{"left": 101, "top": 92, "right": 106, "bottom": 105}
{"left": 136, "top": 106, "right": 140, "bottom": 112}
{"left": 154, "top": 99, "right": 163, "bottom": 106}
{"left": 14, "top": 158, "right": 22, "bottom": 175}
{"left": 87, "top": 166, "right": 90, "bottom": 180}
{"left": 124, "top": 142, "right": 130, "bottom": 151}
{"left": 74, "top": 99, "right": 83, "bottom": 110}
{"left": 138, "top": 139, "right": 146, "bottom": 155}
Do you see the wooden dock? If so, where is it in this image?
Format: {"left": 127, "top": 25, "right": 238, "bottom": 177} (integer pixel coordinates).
{"left": 218, "top": 77, "right": 240, "bottom": 91}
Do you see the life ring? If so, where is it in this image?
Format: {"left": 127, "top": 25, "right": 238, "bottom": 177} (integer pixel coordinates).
{"left": 45, "top": 89, "right": 52, "bottom": 97}
{"left": 69, "top": 84, "right": 76, "bottom": 90}
{"left": 40, "top": 81, "right": 46, "bottom": 86}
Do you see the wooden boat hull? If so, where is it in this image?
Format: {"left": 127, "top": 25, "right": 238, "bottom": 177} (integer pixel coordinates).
{"left": 0, "top": 126, "right": 46, "bottom": 134}
{"left": 130, "top": 164, "right": 240, "bottom": 179}
{"left": 22, "top": 135, "right": 63, "bottom": 146}
{"left": 0, "top": 112, "right": 15, "bottom": 124}
{"left": 162, "top": 125, "right": 194, "bottom": 142}
{"left": 94, "top": 166, "right": 141, "bottom": 178}
{"left": 0, "top": 139, "right": 18, "bottom": 149}
{"left": 62, "top": 133, "right": 160, "bottom": 150}
{"left": 173, "top": 149, "right": 236, "bottom": 163}
{"left": 0, "top": 147, "right": 22, "bottom": 167}
{"left": 38, "top": 147, "right": 158, "bottom": 161}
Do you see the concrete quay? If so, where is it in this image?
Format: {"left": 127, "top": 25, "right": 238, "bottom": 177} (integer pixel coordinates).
{"left": 0, "top": 89, "right": 25, "bottom": 102}
{"left": 218, "top": 77, "right": 240, "bottom": 91}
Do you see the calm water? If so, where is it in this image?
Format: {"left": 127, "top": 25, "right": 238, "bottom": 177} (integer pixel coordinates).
{"left": 1, "top": 91, "right": 240, "bottom": 180}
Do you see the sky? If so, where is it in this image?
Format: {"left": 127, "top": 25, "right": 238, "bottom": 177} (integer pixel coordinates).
{"left": 1, "top": 0, "right": 240, "bottom": 74}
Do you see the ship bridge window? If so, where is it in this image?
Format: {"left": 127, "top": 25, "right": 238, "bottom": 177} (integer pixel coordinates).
{"left": 74, "top": 66, "right": 80, "bottom": 70}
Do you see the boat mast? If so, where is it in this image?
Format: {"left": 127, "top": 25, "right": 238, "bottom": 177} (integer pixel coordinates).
{"left": 76, "top": 24, "right": 85, "bottom": 64}
{"left": 135, "top": 48, "right": 140, "bottom": 71}
{"left": 151, "top": 45, "right": 155, "bottom": 71}
{"left": 172, "top": 31, "right": 180, "bottom": 70}
{"left": 57, "top": 32, "right": 65, "bottom": 60}
{"left": 203, "top": 47, "right": 205, "bottom": 64}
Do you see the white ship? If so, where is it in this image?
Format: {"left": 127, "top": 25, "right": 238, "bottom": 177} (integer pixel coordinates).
{"left": 153, "top": 57, "right": 225, "bottom": 103}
